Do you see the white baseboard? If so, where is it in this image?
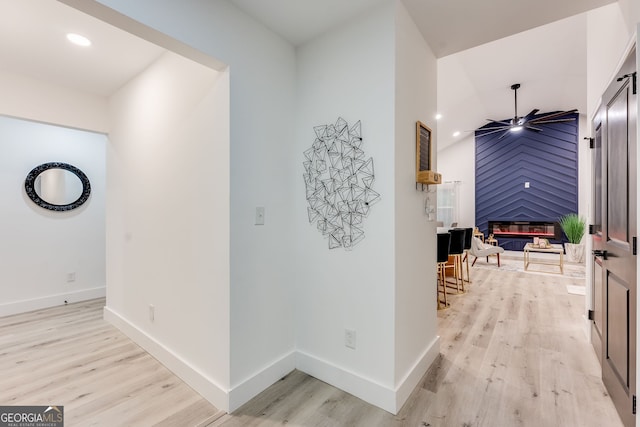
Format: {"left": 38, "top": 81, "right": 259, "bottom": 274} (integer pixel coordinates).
{"left": 228, "top": 351, "right": 296, "bottom": 412}
{"left": 103, "top": 306, "right": 230, "bottom": 412}
{"left": 297, "top": 337, "right": 440, "bottom": 415}
{"left": 296, "top": 351, "right": 397, "bottom": 414}
{"left": 102, "top": 306, "right": 440, "bottom": 416}
{"left": 394, "top": 336, "right": 440, "bottom": 412}
{"left": 0, "top": 287, "right": 106, "bottom": 317}
{"left": 583, "top": 314, "right": 591, "bottom": 342}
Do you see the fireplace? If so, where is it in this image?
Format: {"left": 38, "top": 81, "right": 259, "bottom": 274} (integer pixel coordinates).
{"left": 488, "top": 220, "right": 562, "bottom": 241}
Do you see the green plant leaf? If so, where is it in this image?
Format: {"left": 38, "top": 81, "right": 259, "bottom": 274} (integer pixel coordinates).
{"left": 559, "top": 213, "right": 586, "bottom": 244}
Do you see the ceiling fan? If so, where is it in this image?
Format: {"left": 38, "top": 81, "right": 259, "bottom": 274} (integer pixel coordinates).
{"left": 477, "top": 83, "right": 577, "bottom": 139}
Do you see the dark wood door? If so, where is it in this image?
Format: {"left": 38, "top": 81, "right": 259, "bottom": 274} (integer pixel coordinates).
{"left": 592, "top": 47, "right": 637, "bottom": 427}
{"left": 592, "top": 118, "right": 604, "bottom": 364}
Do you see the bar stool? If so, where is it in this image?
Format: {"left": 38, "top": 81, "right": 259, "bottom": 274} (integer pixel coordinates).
{"left": 436, "top": 233, "right": 451, "bottom": 309}
{"left": 457, "top": 227, "right": 473, "bottom": 284}
{"left": 447, "top": 228, "right": 466, "bottom": 293}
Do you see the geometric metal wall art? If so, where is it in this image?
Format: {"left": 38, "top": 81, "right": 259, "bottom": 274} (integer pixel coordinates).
{"left": 303, "top": 117, "right": 380, "bottom": 250}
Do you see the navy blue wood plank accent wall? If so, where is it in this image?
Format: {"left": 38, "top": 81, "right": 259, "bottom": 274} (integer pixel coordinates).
{"left": 475, "top": 112, "right": 579, "bottom": 251}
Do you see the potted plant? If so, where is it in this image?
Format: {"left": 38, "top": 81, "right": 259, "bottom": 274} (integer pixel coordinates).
{"left": 559, "top": 213, "right": 586, "bottom": 262}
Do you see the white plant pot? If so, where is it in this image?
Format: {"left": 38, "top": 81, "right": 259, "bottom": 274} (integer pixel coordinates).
{"left": 564, "top": 243, "right": 585, "bottom": 263}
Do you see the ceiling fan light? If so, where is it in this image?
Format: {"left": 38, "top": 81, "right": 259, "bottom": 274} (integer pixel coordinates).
{"left": 481, "top": 84, "right": 576, "bottom": 135}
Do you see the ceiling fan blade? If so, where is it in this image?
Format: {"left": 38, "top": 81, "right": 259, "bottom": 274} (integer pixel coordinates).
{"left": 497, "top": 129, "right": 511, "bottom": 140}
{"left": 476, "top": 127, "right": 513, "bottom": 137}
{"left": 524, "top": 109, "right": 539, "bottom": 120}
{"left": 529, "top": 109, "right": 578, "bottom": 123}
{"left": 524, "top": 124, "right": 543, "bottom": 132}
{"left": 486, "top": 118, "right": 512, "bottom": 125}
{"left": 476, "top": 125, "right": 511, "bottom": 131}
{"left": 530, "top": 118, "right": 576, "bottom": 125}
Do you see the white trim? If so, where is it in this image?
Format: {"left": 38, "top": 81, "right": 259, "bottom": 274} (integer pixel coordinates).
{"left": 0, "top": 287, "right": 105, "bottom": 317}
{"left": 583, "top": 315, "right": 592, "bottom": 342}
{"left": 58, "top": 0, "right": 226, "bottom": 71}
{"left": 394, "top": 336, "right": 440, "bottom": 411}
{"left": 103, "top": 306, "right": 440, "bottom": 415}
{"left": 295, "top": 337, "right": 439, "bottom": 414}
{"left": 103, "top": 306, "right": 230, "bottom": 412}
{"left": 296, "top": 351, "right": 397, "bottom": 414}
{"left": 228, "top": 351, "right": 297, "bottom": 412}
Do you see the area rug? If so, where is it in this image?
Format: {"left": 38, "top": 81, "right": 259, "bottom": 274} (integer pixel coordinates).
{"left": 470, "top": 251, "right": 585, "bottom": 279}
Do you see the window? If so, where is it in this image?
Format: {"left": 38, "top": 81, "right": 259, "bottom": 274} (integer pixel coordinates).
{"left": 437, "top": 182, "right": 460, "bottom": 226}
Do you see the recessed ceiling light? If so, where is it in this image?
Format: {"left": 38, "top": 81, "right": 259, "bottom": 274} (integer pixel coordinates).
{"left": 453, "top": 131, "right": 461, "bottom": 137}
{"left": 66, "top": 33, "right": 92, "bottom": 47}
{"left": 435, "top": 113, "right": 443, "bottom": 120}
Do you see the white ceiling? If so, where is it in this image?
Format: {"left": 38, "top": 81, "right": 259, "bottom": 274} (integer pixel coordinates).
{"left": 230, "top": 0, "right": 389, "bottom": 47}
{"left": 231, "top": 0, "right": 616, "bottom": 57}
{"left": 436, "top": 12, "right": 590, "bottom": 149}
{"left": 231, "top": 0, "right": 616, "bottom": 149}
{"left": 0, "top": 0, "right": 164, "bottom": 97}
{"left": 0, "top": 0, "right": 621, "bottom": 148}
{"left": 402, "top": 0, "right": 617, "bottom": 58}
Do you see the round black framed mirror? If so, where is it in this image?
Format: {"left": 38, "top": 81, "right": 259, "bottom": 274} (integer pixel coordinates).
{"left": 25, "top": 162, "right": 91, "bottom": 211}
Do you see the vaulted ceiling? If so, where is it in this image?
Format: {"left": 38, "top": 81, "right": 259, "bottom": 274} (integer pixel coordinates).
{"left": 230, "top": 0, "right": 619, "bottom": 149}
{"left": 0, "top": 0, "right": 623, "bottom": 146}
{"left": 231, "top": 0, "right": 616, "bottom": 57}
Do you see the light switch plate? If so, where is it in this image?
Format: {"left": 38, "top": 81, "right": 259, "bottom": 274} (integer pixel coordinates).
{"left": 255, "top": 207, "right": 265, "bottom": 225}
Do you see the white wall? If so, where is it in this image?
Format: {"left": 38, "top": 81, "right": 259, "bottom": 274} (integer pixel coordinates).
{"left": 104, "top": 51, "right": 231, "bottom": 407}
{"left": 91, "top": 0, "right": 442, "bottom": 414}
{"left": 437, "top": 135, "right": 476, "bottom": 227}
{"left": 4, "top": 0, "right": 445, "bottom": 415}
{"left": 618, "top": 0, "right": 640, "bottom": 34}
{"left": 586, "top": 4, "right": 632, "bottom": 119}
{"left": 292, "top": 0, "right": 439, "bottom": 414}
{"left": 0, "top": 71, "right": 109, "bottom": 133}
{"left": 393, "top": 0, "right": 440, "bottom": 409}
{"left": 0, "top": 115, "right": 106, "bottom": 316}
{"left": 92, "top": 0, "right": 298, "bottom": 411}
{"left": 294, "top": 2, "right": 397, "bottom": 411}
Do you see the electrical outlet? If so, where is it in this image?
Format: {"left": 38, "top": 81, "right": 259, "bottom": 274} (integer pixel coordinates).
{"left": 345, "top": 329, "right": 356, "bottom": 349}
{"left": 255, "top": 207, "right": 265, "bottom": 225}
{"left": 149, "top": 304, "right": 155, "bottom": 322}
{"left": 67, "top": 272, "right": 76, "bottom": 282}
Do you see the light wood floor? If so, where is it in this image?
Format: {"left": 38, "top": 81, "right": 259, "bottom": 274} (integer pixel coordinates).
{"left": 0, "top": 299, "right": 224, "bottom": 426}
{"left": 212, "top": 266, "right": 622, "bottom": 426}
{"left": 1, "top": 267, "right": 623, "bottom": 426}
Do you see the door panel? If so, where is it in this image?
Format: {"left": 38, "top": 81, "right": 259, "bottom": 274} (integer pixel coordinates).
{"left": 607, "top": 90, "right": 629, "bottom": 244}
{"left": 592, "top": 121, "right": 604, "bottom": 363}
{"left": 607, "top": 273, "right": 630, "bottom": 386}
{"left": 594, "top": 124, "right": 603, "bottom": 231}
{"left": 592, "top": 46, "right": 637, "bottom": 427}
{"left": 593, "top": 257, "right": 603, "bottom": 363}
